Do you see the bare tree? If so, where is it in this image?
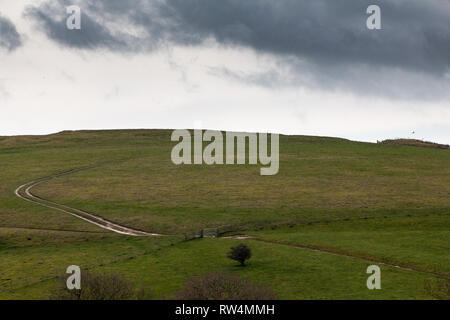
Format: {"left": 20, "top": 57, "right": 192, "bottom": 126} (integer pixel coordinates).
{"left": 176, "top": 272, "right": 277, "bottom": 300}
{"left": 51, "top": 270, "right": 151, "bottom": 300}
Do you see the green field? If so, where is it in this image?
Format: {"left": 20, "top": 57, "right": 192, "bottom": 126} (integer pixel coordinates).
{"left": 0, "top": 130, "right": 449, "bottom": 299}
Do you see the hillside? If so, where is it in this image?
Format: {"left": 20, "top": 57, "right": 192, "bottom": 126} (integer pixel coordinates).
{"left": 0, "top": 130, "right": 449, "bottom": 299}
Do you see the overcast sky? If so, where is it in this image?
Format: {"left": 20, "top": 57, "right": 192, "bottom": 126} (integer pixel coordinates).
{"left": 1, "top": 0, "right": 449, "bottom": 143}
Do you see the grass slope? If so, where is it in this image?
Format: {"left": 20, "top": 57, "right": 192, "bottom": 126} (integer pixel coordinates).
{"left": 0, "top": 130, "right": 449, "bottom": 299}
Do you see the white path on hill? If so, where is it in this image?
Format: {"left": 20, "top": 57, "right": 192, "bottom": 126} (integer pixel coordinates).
{"left": 14, "top": 168, "right": 164, "bottom": 236}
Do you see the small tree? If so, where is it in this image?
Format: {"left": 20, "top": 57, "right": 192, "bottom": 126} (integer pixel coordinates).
{"left": 227, "top": 243, "right": 251, "bottom": 266}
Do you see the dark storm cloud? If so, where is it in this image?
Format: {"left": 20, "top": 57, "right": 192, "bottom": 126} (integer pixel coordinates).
{"left": 162, "top": 0, "right": 450, "bottom": 77}
{"left": 0, "top": 14, "right": 22, "bottom": 51}
{"left": 24, "top": 2, "right": 128, "bottom": 51}
{"left": 25, "top": 0, "right": 450, "bottom": 99}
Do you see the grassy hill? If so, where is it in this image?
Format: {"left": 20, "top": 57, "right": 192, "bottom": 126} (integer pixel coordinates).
{"left": 0, "top": 130, "right": 448, "bottom": 299}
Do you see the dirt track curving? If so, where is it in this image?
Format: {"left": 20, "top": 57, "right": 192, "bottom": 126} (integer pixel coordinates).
{"left": 14, "top": 168, "right": 164, "bottom": 236}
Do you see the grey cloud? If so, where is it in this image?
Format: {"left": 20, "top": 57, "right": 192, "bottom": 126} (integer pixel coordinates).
{"left": 24, "top": 2, "right": 128, "bottom": 51}
{"left": 213, "top": 60, "right": 450, "bottom": 101}
{"left": 25, "top": 0, "right": 450, "bottom": 99}
{"left": 209, "top": 67, "right": 290, "bottom": 89}
{"left": 0, "top": 14, "right": 22, "bottom": 51}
